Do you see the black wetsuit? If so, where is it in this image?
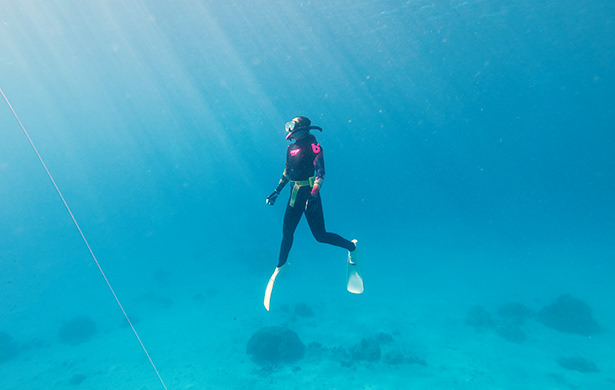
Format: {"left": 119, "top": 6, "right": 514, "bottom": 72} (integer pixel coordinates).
{"left": 275, "top": 134, "right": 355, "bottom": 267}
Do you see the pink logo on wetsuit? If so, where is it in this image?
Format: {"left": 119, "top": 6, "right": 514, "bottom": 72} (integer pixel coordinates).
{"left": 311, "top": 143, "right": 321, "bottom": 154}
{"left": 290, "top": 148, "right": 300, "bottom": 157}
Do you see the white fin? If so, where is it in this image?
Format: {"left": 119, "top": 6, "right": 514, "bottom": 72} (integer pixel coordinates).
{"left": 347, "top": 264, "right": 364, "bottom": 294}
{"left": 264, "top": 267, "right": 281, "bottom": 311}
{"left": 347, "top": 239, "right": 364, "bottom": 294}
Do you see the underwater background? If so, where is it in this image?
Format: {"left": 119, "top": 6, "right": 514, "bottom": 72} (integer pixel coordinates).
{"left": 1, "top": 1, "right": 614, "bottom": 389}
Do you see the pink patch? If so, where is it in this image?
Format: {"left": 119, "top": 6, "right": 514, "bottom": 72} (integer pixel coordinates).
{"left": 311, "top": 143, "right": 321, "bottom": 154}
{"left": 290, "top": 148, "right": 300, "bottom": 157}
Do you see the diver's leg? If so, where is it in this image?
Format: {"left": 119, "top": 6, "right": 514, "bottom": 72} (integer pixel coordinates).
{"left": 277, "top": 200, "right": 304, "bottom": 267}
{"left": 305, "top": 198, "right": 355, "bottom": 251}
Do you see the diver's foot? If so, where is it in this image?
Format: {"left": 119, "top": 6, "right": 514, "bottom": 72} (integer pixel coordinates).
{"left": 348, "top": 239, "right": 358, "bottom": 264}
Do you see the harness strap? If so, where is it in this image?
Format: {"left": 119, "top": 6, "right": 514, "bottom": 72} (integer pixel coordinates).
{"left": 289, "top": 176, "right": 315, "bottom": 207}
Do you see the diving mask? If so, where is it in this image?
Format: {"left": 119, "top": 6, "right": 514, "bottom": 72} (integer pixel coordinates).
{"left": 285, "top": 117, "right": 323, "bottom": 139}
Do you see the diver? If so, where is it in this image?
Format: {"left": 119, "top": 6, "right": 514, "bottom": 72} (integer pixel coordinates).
{"left": 263, "top": 116, "right": 362, "bottom": 310}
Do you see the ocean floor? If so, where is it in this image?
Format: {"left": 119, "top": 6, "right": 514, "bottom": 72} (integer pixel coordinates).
{"left": 1, "top": 246, "right": 614, "bottom": 390}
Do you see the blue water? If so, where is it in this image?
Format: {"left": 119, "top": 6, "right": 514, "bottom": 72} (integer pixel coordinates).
{"left": 1, "top": 1, "right": 614, "bottom": 389}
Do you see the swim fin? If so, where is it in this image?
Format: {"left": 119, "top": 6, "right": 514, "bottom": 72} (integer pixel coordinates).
{"left": 264, "top": 266, "right": 281, "bottom": 311}
{"left": 346, "top": 239, "right": 364, "bottom": 294}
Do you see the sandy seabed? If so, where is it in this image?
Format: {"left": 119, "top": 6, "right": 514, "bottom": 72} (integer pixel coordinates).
{"left": 2, "top": 248, "right": 614, "bottom": 390}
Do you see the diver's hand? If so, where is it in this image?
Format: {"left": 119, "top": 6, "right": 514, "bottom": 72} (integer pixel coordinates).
{"left": 266, "top": 190, "right": 279, "bottom": 206}
{"left": 305, "top": 194, "right": 321, "bottom": 213}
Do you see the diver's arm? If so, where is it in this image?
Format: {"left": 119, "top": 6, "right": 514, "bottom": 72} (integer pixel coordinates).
{"left": 305, "top": 146, "right": 325, "bottom": 212}
{"left": 277, "top": 146, "right": 292, "bottom": 193}
{"left": 311, "top": 143, "right": 325, "bottom": 196}
{"left": 266, "top": 168, "right": 289, "bottom": 206}
{"left": 275, "top": 168, "right": 290, "bottom": 193}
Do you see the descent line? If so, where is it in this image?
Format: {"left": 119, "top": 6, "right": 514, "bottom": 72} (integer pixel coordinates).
{"left": 1, "top": 86, "right": 168, "bottom": 390}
